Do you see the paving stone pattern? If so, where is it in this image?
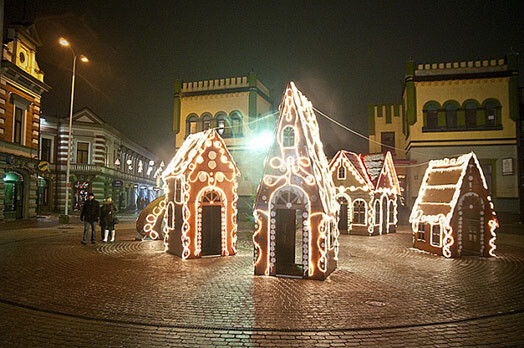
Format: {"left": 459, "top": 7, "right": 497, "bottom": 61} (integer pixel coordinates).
{"left": 0, "top": 223, "right": 523, "bottom": 347}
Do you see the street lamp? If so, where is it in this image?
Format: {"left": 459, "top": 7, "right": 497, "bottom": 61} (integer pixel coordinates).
{"left": 59, "top": 37, "right": 89, "bottom": 223}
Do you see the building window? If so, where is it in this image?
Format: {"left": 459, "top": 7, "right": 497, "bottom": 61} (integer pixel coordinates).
{"left": 202, "top": 115, "right": 212, "bottom": 131}
{"left": 484, "top": 101, "right": 498, "bottom": 127}
{"left": 430, "top": 225, "right": 441, "bottom": 247}
{"left": 283, "top": 126, "right": 295, "bottom": 147}
{"left": 381, "top": 132, "right": 395, "bottom": 154}
{"left": 40, "top": 138, "right": 52, "bottom": 162}
{"left": 13, "top": 106, "right": 24, "bottom": 144}
{"left": 215, "top": 114, "right": 229, "bottom": 137}
{"left": 231, "top": 113, "right": 242, "bottom": 136}
{"left": 337, "top": 165, "right": 346, "bottom": 179}
{"left": 417, "top": 223, "right": 425, "bottom": 241}
{"left": 186, "top": 114, "right": 198, "bottom": 135}
{"left": 76, "top": 142, "right": 89, "bottom": 164}
{"left": 425, "top": 103, "right": 439, "bottom": 129}
{"left": 465, "top": 102, "right": 477, "bottom": 128}
{"left": 353, "top": 200, "right": 366, "bottom": 225}
{"left": 445, "top": 104, "right": 457, "bottom": 129}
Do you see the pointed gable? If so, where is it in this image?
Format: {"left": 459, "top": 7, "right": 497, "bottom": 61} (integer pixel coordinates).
{"left": 329, "top": 150, "right": 373, "bottom": 190}
{"left": 73, "top": 108, "right": 105, "bottom": 125}
{"left": 255, "top": 82, "right": 337, "bottom": 216}
{"left": 375, "top": 152, "right": 401, "bottom": 195}
{"left": 163, "top": 129, "right": 239, "bottom": 179}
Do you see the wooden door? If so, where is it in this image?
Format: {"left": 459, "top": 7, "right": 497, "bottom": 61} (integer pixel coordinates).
{"left": 338, "top": 204, "right": 348, "bottom": 232}
{"left": 201, "top": 206, "right": 222, "bottom": 256}
{"left": 462, "top": 195, "right": 482, "bottom": 255}
{"left": 276, "top": 209, "right": 297, "bottom": 275}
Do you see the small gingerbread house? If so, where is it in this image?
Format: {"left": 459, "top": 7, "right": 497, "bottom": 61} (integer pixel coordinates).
{"left": 162, "top": 129, "right": 240, "bottom": 259}
{"left": 409, "top": 152, "right": 498, "bottom": 258}
{"left": 371, "top": 151, "right": 400, "bottom": 235}
{"left": 329, "top": 151, "right": 374, "bottom": 235}
{"left": 253, "top": 82, "right": 338, "bottom": 280}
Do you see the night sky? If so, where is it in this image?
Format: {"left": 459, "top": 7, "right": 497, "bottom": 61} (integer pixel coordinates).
{"left": 5, "top": 1, "right": 524, "bottom": 161}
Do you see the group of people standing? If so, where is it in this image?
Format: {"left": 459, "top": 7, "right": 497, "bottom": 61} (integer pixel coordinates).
{"left": 80, "top": 193, "right": 119, "bottom": 245}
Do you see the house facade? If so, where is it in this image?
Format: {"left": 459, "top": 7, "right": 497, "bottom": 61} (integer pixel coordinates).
{"left": 0, "top": 23, "right": 51, "bottom": 221}
{"left": 40, "top": 108, "right": 161, "bottom": 214}
{"left": 173, "top": 72, "right": 275, "bottom": 212}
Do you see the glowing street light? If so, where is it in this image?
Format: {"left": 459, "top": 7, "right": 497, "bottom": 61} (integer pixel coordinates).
{"left": 58, "top": 37, "right": 89, "bottom": 222}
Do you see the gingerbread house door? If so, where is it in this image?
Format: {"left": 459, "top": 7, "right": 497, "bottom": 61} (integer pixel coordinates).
{"left": 337, "top": 197, "right": 349, "bottom": 233}
{"left": 201, "top": 191, "right": 223, "bottom": 256}
{"left": 460, "top": 193, "right": 482, "bottom": 255}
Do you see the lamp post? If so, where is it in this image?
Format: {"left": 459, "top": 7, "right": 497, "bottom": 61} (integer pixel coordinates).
{"left": 59, "top": 37, "right": 89, "bottom": 223}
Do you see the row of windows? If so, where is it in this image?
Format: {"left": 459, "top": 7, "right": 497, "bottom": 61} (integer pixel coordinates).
{"left": 423, "top": 98, "right": 501, "bottom": 131}
{"left": 186, "top": 111, "right": 243, "bottom": 137}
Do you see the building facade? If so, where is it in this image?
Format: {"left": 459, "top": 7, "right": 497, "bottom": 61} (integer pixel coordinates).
{"left": 370, "top": 53, "right": 520, "bottom": 218}
{"left": 40, "top": 108, "right": 161, "bottom": 214}
{"left": 173, "top": 72, "right": 275, "bottom": 212}
{"left": 0, "top": 23, "right": 51, "bottom": 221}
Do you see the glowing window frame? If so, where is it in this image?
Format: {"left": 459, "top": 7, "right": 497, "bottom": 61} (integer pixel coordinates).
{"left": 417, "top": 223, "right": 425, "bottom": 241}
{"left": 174, "top": 178, "right": 182, "bottom": 204}
{"left": 282, "top": 125, "right": 295, "bottom": 148}
{"left": 337, "top": 165, "right": 346, "bottom": 180}
{"left": 352, "top": 199, "right": 367, "bottom": 225}
{"left": 430, "top": 224, "right": 442, "bottom": 247}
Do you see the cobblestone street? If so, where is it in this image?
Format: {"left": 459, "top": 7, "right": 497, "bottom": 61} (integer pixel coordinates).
{"left": 0, "top": 220, "right": 523, "bottom": 347}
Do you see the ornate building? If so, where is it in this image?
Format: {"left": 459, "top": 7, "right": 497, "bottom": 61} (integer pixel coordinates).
{"left": 40, "top": 108, "right": 161, "bottom": 213}
{"left": 370, "top": 53, "right": 520, "bottom": 219}
{"left": 173, "top": 72, "right": 275, "bottom": 211}
{"left": 0, "top": 23, "right": 51, "bottom": 221}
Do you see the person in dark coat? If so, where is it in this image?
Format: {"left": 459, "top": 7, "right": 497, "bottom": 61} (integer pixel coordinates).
{"left": 100, "top": 197, "right": 118, "bottom": 242}
{"left": 80, "top": 192, "right": 100, "bottom": 244}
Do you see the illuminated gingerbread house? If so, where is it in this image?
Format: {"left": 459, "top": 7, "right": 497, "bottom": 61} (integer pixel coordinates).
{"left": 371, "top": 152, "right": 400, "bottom": 235}
{"left": 162, "top": 129, "right": 240, "bottom": 259}
{"left": 409, "top": 152, "right": 498, "bottom": 258}
{"left": 253, "top": 82, "right": 339, "bottom": 280}
{"left": 329, "top": 151, "right": 374, "bottom": 235}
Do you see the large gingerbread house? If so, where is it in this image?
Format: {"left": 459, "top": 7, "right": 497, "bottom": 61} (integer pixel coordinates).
{"left": 253, "top": 82, "right": 339, "bottom": 280}
{"left": 409, "top": 152, "right": 498, "bottom": 258}
{"left": 162, "top": 129, "right": 240, "bottom": 259}
{"left": 329, "top": 151, "right": 374, "bottom": 235}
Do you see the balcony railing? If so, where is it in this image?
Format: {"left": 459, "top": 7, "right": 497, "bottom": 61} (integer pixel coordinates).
{"left": 63, "top": 163, "right": 156, "bottom": 184}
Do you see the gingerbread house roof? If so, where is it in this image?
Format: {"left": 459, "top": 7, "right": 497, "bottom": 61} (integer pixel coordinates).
{"left": 255, "top": 82, "right": 337, "bottom": 215}
{"left": 362, "top": 153, "right": 385, "bottom": 184}
{"left": 375, "top": 152, "right": 401, "bottom": 195}
{"left": 330, "top": 150, "right": 374, "bottom": 189}
{"left": 409, "top": 152, "right": 495, "bottom": 224}
{"left": 163, "top": 129, "right": 238, "bottom": 179}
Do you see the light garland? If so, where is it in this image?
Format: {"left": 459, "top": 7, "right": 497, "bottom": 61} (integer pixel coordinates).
{"left": 409, "top": 152, "right": 498, "bottom": 258}
{"left": 253, "top": 82, "right": 338, "bottom": 280}
{"left": 159, "top": 129, "right": 239, "bottom": 259}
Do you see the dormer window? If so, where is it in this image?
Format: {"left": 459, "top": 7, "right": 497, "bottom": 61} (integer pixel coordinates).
{"left": 283, "top": 126, "right": 295, "bottom": 148}
{"left": 337, "top": 165, "right": 346, "bottom": 179}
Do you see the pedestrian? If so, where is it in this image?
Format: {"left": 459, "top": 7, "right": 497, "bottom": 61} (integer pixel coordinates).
{"left": 100, "top": 197, "right": 118, "bottom": 242}
{"left": 80, "top": 192, "right": 100, "bottom": 245}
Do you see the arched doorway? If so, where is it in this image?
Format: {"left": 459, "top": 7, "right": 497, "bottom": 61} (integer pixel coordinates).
{"left": 381, "top": 195, "right": 388, "bottom": 234}
{"left": 337, "top": 196, "right": 349, "bottom": 233}
{"left": 3, "top": 172, "right": 24, "bottom": 219}
{"left": 199, "top": 190, "right": 224, "bottom": 256}
{"left": 271, "top": 186, "right": 308, "bottom": 277}
{"left": 459, "top": 192, "right": 483, "bottom": 255}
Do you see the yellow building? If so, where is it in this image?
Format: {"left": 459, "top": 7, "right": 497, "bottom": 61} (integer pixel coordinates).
{"left": 371, "top": 53, "right": 520, "bottom": 216}
{"left": 173, "top": 72, "right": 275, "bottom": 211}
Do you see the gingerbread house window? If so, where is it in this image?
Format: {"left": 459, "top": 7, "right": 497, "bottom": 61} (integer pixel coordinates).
{"left": 282, "top": 126, "right": 295, "bottom": 148}
{"left": 430, "top": 225, "right": 441, "bottom": 247}
{"left": 337, "top": 165, "right": 346, "bottom": 179}
{"left": 417, "top": 223, "right": 425, "bottom": 241}
{"left": 353, "top": 200, "right": 366, "bottom": 225}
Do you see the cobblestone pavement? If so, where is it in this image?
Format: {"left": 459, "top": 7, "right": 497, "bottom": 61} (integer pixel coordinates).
{"left": 0, "top": 222, "right": 523, "bottom": 347}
